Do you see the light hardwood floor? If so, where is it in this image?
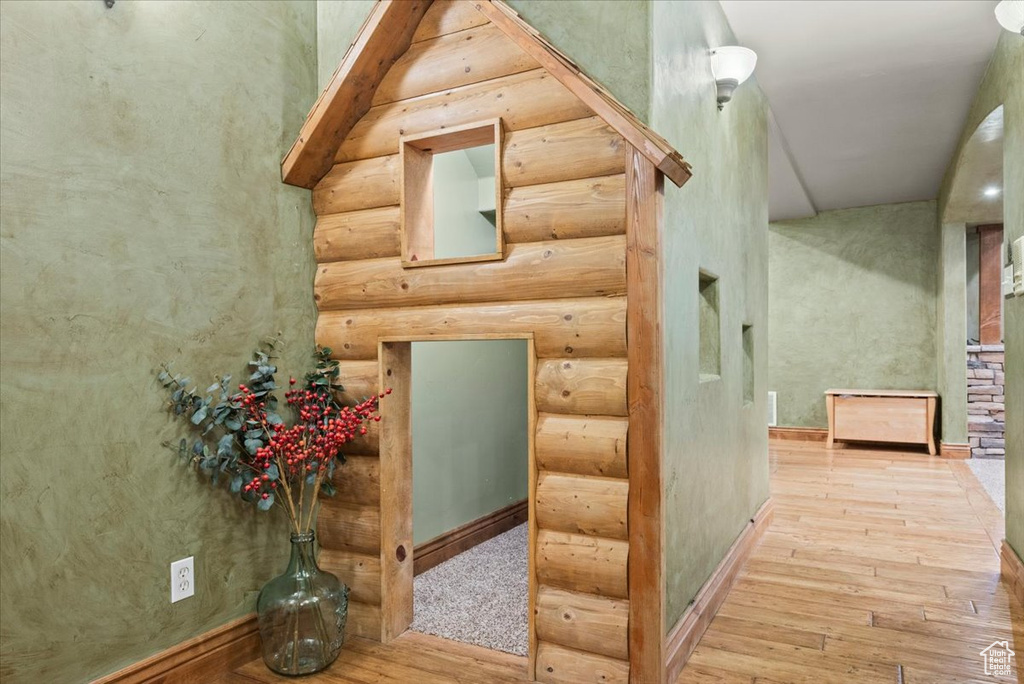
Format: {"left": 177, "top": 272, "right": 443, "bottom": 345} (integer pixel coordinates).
{"left": 677, "top": 440, "right": 1022, "bottom": 683}
{"left": 228, "top": 440, "right": 1022, "bottom": 683}
{"left": 226, "top": 631, "right": 530, "bottom": 683}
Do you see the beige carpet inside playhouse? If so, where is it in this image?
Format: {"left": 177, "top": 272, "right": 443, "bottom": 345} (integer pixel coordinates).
{"left": 411, "top": 524, "right": 529, "bottom": 656}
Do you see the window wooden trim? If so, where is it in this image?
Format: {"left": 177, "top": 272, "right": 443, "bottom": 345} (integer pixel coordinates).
{"left": 399, "top": 119, "right": 504, "bottom": 268}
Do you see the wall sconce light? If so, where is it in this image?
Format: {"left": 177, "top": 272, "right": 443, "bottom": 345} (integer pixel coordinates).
{"left": 984, "top": 186, "right": 1001, "bottom": 198}
{"left": 711, "top": 47, "right": 757, "bottom": 111}
{"left": 994, "top": 1, "right": 1024, "bottom": 34}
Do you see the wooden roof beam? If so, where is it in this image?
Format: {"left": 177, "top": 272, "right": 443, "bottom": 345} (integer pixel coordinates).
{"left": 281, "top": 0, "right": 432, "bottom": 189}
{"left": 474, "top": 0, "right": 692, "bottom": 188}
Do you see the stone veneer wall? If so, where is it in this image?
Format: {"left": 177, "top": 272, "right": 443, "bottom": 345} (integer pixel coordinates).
{"left": 968, "top": 345, "right": 1006, "bottom": 458}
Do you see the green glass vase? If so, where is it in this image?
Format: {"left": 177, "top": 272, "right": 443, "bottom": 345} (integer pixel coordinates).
{"left": 256, "top": 531, "right": 349, "bottom": 676}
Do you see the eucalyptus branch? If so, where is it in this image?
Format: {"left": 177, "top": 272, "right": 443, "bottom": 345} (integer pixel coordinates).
{"left": 158, "top": 342, "right": 383, "bottom": 534}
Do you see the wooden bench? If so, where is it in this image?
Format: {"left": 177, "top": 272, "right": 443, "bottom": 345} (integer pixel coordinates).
{"left": 825, "top": 389, "right": 937, "bottom": 455}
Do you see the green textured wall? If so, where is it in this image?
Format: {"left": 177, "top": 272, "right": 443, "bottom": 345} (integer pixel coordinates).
{"left": 941, "top": 32, "right": 1024, "bottom": 558}
{"left": 316, "top": 0, "right": 374, "bottom": 89}
{"left": 412, "top": 341, "right": 528, "bottom": 545}
{"left": 651, "top": 0, "right": 770, "bottom": 629}
{"left": 768, "top": 202, "right": 940, "bottom": 429}
{"left": 1003, "top": 35, "right": 1024, "bottom": 562}
{"left": 937, "top": 221, "right": 969, "bottom": 444}
{"left": 0, "top": 2, "right": 317, "bottom": 682}
{"left": 506, "top": 0, "right": 650, "bottom": 121}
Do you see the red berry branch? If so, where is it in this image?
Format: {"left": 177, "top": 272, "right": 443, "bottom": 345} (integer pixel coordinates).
{"left": 237, "top": 381, "right": 389, "bottom": 533}
{"left": 159, "top": 342, "right": 387, "bottom": 534}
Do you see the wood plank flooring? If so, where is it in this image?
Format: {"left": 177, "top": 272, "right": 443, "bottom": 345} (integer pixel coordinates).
{"left": 227, "top": 631, "right": 529, "bottom": 683}
{"left": 677, "top": 440, "right": 1022, "bottom": 684}
{"left": 229, "top": 440, "right": 1022, "bottom": 683}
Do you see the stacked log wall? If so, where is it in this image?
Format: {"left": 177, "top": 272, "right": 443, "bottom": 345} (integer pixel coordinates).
{"left": 312, "top": 3, "right": 633, "bottom": 681}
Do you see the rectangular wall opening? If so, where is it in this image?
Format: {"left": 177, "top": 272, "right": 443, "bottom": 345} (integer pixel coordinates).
{"left": 400, "top": 120, "right": 503, "bottom": 267}
{"left": 742, "top": 324, "right": 754, "bottom": 405}
{"left": 699, "top": 270, "right": 721, "bottom": 382}
{"left": 407, "top": 339, "right": 530, "bottom": 657}
{"left": 430, "top": 145, "right": 498, "bottom": 260}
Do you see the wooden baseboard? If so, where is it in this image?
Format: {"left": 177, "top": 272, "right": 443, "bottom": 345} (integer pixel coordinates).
{"left": 664, "top": 499, "right": 774, "bottom": 683}
{"left": 91, "top": 614, "right": 260, "bottom": 684}
{"left": 1001, "top": 541, "right": 1024, "bottom": 608}
{"left": 414, "top": 499, "right": 528, "bottom": 575}
{"left": 940, "top": 442, "right": 971, "bottom": 459}
{"left": 769, "top": 426, "right": 828, "bottom": 442}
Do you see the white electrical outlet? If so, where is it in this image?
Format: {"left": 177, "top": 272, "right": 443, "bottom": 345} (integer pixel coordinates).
{"left": 170, "top": 556, "right": 194, "bottom": 603}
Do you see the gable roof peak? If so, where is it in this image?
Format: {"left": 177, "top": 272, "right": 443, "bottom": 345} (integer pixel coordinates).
{"left": 282, "top": 0, "right": 691, "bottom": 190}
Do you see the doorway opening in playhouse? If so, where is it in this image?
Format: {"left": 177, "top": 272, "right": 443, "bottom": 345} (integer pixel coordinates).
{"left": 378, "top": 336, "right": 533, "bottom": 662}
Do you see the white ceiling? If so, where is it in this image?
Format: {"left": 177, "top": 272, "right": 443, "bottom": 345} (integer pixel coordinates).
{"left": 719, "top": 0, "right": 1002, "bottom": 221}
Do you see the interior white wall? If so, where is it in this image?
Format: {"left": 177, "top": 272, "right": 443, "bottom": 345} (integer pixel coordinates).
{"left": 432, "top": 146, "right": 497, "bottom": 259}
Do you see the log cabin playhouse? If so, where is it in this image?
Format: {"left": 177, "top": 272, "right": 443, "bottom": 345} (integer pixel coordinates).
{"left": 282, "top": 1, "right": 710, "bottom": 682}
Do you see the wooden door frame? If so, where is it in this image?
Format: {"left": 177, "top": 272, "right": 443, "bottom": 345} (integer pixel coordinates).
{"left": 376, "top": 333, "right": 538, "bottom": 680}
{"left": 977, "top": 223, "right": 1003, "bottom": 345}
